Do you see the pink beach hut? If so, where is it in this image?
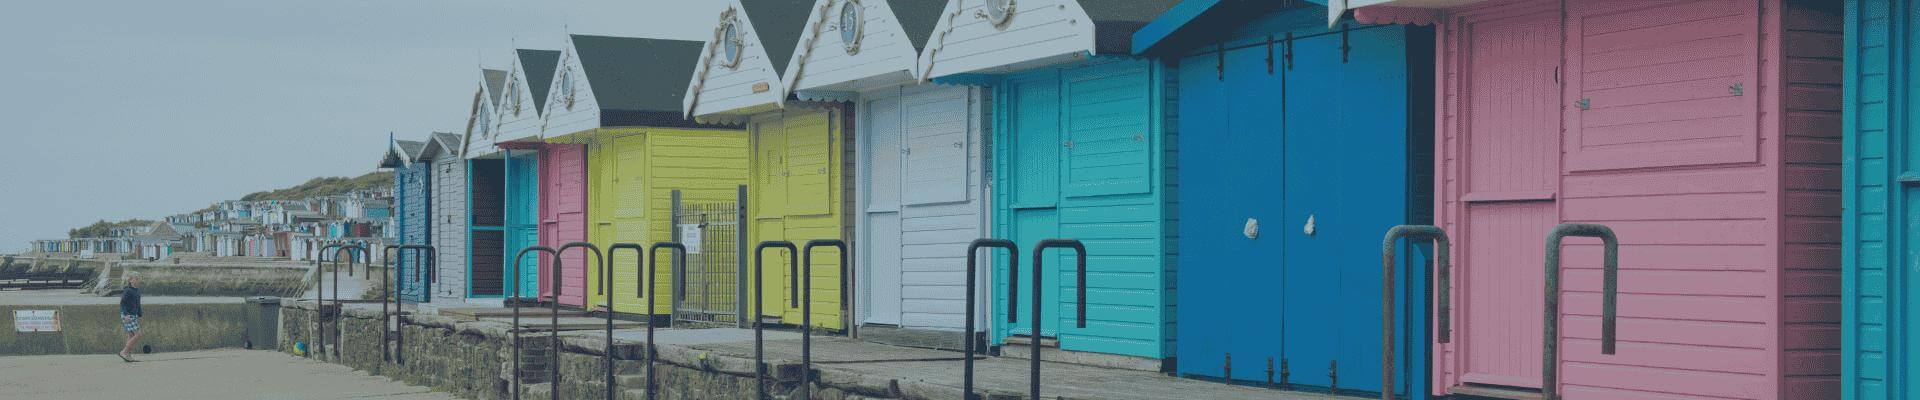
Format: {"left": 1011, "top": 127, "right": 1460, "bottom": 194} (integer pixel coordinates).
{"left": 1337, "top": 0, "right": 1844, "bottom": 398}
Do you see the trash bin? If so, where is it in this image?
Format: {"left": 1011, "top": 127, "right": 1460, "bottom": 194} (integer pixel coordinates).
{"left": 244, "top": 296, "right": 281, "bottom": 350}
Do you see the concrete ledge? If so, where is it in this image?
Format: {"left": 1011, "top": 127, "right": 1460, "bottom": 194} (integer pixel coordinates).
{"left": 280, "top": 301, "right": 1307, "bottom": 400}
{"left": 0, "top": 292, "right": 247, "bottom": 356}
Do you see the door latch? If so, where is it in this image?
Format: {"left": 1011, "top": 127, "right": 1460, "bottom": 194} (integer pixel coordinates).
{"left": 1574, "top": 98, "right": 1591, "bottom": 110}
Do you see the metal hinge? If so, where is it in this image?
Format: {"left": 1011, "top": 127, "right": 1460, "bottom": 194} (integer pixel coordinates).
{"left": 1224, "top": 353, "right": 1233, "bottom": 382}
{"left": 1216, "top": 43, "right": 1226, "bottom": 81}
{"left": 1280, "top": 358, "right": 1291, "bottom": 390}
{"left": 1339, "top": 24, "right": 1350, "bottom": 63}
{"left": 1328, "top": 360, "right": 1339, "bottom": 395}
{"left": 1265, "top": 35, "right": 1275, "bottom": 75}
{"left": 1284, "top": 32, "right": 1294, "bottom": 70}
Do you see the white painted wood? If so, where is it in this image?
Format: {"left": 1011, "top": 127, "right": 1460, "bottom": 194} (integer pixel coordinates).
{"left": 465, "top": 68, "right": 506, "bottom": 159}
{"left": 542, "top": 39, "right": 605, "bottom": 137}
{"left": 496, "top": 50, "right": 557, "bottom": 144}
{"left": 916, "top": 0, "right": 1096, "bottom": 80}
{"left": 861, "top": 93, "right": 906, "bottom": 325}
{"left": 854, "top": 84, "right": 989, "bottom": 331}
{"left": 785, "top": 0, "right": 923, "bottom": 94}
{"left": 685, "top": 0, "right": 790, "bottom": 120}
{"left": 431, "top": 153, "right": 468, "bottom": 301}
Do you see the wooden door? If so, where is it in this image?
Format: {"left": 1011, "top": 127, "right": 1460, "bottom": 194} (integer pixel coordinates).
{"left": 505, "top": 151, "right": 541, "bottom": 298}
{"left": 542, "top": 144, "right": 588, "bottom": 306}
{"left": 1454, "top": 9, "right": 1563, "bottom": 390}
{"left": 863, "top": 95, "right": 905, "bottom": 325}
{"left": 1004, "top": 74, "right": 1063, "bottom": 339}
{"left": 752, "top": 117, "right": 793, "bottom": 321}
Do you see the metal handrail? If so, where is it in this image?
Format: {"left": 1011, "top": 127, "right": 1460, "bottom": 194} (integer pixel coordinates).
{"left": 637, "top": 242, "right": 683, "bottom": 398}
{"left": 385, "top": 245, "right": 434, "bottom": 365}
{"left": 556, "top": 242, "right": 604, "bottom": 400}
{"left": 1542, "top": 223, "right": 1620, "bottom": 400}
{"left": 1015, "top": 239, "right": 1088, "bottom": 400}
{"left": 313, "top": 244, "right": 339, "bottom": 360}
{"left": 752, "top": 241, "right": 797, "bottom": 400}
{"left": 1379, "top": 225, "right": 1451, "bottom": 400}
{"left": 964, "top": 239, "right": 1017, "bottom": 400}
{"left": 509, "top": 246, "right": 558, "bottom": 400}
{"left": 799, "top": 239, "right": 847, "bottom": 400}
{"left": 328, "top": 245, "right": 368, "bottom": 360}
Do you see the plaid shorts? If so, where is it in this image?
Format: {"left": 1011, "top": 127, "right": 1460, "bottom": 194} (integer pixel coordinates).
{"left": 122, "top": 315, "right": 140, "bottom": 332}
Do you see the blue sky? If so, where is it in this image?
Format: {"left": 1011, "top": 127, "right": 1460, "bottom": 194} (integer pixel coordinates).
{"left": 0, "top": 0, "right": 723, "bottom": 251}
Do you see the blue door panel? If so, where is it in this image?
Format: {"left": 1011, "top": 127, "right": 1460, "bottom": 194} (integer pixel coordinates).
{"left": 398, "top": 162, "right": 432, "bottom": 303}
{"left": 1171, "top": 12, "right": 1428, "bottom": 397}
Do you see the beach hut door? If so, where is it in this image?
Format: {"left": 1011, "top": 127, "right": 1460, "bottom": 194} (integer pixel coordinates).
{"left": 1454, "top": 11, "right": 1562, "bottom": 390}
{"left": 863, "top": 95, "right": 905, "bottom": 325}
{"left": 1006, "top": 75, "right": 1064, "bottom": 339}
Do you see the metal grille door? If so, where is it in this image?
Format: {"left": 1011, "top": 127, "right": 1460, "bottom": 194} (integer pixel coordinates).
{"left": 672, "top": 201, "right": 743, "bottom": 325}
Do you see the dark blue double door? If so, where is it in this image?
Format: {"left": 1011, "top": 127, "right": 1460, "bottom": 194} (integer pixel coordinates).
{"left": 1174, "top": 23, "right": 1432, "bottom": 397}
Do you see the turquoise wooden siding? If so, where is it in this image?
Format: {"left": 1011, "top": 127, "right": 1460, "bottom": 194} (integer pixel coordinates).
{"left": 503, "top": 151, "right": 541, "bottom": 298}
{"left": 991, "top": 57, "right": 1176, "bottom": 359}
{"left": 1848, "top": 0, "right": 1907, "bottom": 397}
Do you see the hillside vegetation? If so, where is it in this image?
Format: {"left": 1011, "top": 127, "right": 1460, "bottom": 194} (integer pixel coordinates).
{"left": 241, "top": 171, "right": 392, "bottom": 201}
{"left": 69, "top": 219, "right": 157, "bottom": 238}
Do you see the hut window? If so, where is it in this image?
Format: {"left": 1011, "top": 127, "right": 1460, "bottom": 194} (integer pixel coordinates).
{"left": 561, "top": 68, "right": 575, "bottom": 110}
{"left": 506, "top": 79, "right": 521, "bottom": 116}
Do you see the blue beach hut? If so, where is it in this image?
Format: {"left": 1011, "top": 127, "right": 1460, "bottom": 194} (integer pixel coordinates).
{"left": 381, "top": 136, "right": 433, "bottom": 303}
{"left": 1132, "top": 0, "right": 1434, "bottom": 396}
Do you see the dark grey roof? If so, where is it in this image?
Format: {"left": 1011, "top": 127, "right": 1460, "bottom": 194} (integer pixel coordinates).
{"left": 482, "top": 69, "right": 508, "bottom": 107}
{"left": 742, "top": 0, "right": 817, "bottom": 76}
{"left": 570, "top": 35, "right": 725, "bottom": 128}
{"left": 516, "top": 49, "right": 562, "bottom": 115}
{"left": 381, "top": 139, "right": 427, "bottom": 168}
{"left": 420, "top": 132, "right": 461, "bottom": 160}
{"left": 888, "top": 0, "right": 947, "bottom": 52}
{"left": 1081, "top": 0, "right": 1182, "bottom": 53}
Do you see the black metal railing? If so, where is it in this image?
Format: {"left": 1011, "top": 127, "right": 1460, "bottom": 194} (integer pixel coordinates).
{"left": 313, "top": 244, "right": 338, "bottom": 360}
{"left": 752, "top": 241, "right": 796, "bottom": 400}
{"left": 1011, "top": 239, "right": 1088, "bottom": 400}
{"left": 508, "top": 246, "right": 557, "bottom": 400}
{"left": 797, "top": 240, "right": 846, "bottom": 400}
{"left": 383, "top": 245, "right": 434, "bottom": 365}
{"left": 1379, "top": 225, "right": 1450, "bottom": 400}
{"left": 559, "top": 242, "right": 608, "bottom": 400}
{"left": 645, "top": 242, "right": 685, "bottom": 400}
{"left": 330, "top": 245, "right": 367, "bottom": 360}
{"left": 964, "top": 239, "right": 1016, "bottom": 399}
{"left": 1542, "top": 223, "right": 1620, "bottom": 400}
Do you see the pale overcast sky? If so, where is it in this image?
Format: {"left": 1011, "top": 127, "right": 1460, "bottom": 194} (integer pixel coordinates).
{"left": 0, "top": 0, "right": 725, "bottom": 251}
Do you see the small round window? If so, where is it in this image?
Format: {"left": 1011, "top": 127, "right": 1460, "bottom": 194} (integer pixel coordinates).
{"left": 984, "top": 0, "right": 1015, "bottom": 28}
{"left": 720, "top": 17, "right": 744, "bottom": 69}
{"left": 840, "top": 0, "right": 863, "bottom": 55}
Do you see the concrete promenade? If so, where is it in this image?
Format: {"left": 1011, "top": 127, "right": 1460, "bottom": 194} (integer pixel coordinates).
{"left": 0, "top": 349, "right": 457, "bottom": 399}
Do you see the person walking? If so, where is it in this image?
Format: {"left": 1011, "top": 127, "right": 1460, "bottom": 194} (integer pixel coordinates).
{"left": 118, "top": 271, "right": 143, "bottom": 362}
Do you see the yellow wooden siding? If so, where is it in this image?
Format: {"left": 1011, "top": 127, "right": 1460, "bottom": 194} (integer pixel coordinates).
{"left": 562, "top": 127, "right": 748, "bottom": 316}
{"left": 747, "top": 107, "right": 849, "bottom": 330}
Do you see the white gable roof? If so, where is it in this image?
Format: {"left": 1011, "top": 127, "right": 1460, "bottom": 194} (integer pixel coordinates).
{"left": 783, "top": 0, "right": 926, "bottom": 100}
{"left": 917, "top": 0, "right": 1094, "bottom": 80}
{"left": 684, "top": 0, "right": 792, "bottom": 122}
{"left": 495, "top": 49, "right": 561, "bottom": 145}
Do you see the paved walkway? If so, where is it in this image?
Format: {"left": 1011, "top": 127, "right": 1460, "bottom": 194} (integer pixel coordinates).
{"left": 0, "top": 349, "right": 457, "bottom": 399}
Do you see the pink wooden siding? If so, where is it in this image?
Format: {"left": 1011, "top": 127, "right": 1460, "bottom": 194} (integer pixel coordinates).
{"left": 1428, "top": 0, "right": 1841, "bottom": 398}
{"left": 540, "top": 143, "right": 588, "bottom": 307}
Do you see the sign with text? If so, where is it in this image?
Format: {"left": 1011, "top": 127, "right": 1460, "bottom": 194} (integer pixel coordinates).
{"left": 679, "top": 224, "right": 703, "bottom": 255}
{"left": 14, "top": 310, "right": 59, "bottom": 332}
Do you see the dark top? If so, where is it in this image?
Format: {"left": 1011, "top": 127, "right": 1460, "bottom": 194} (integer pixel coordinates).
{"left": 119, "top": 286, "right": 141, "bottom": 317}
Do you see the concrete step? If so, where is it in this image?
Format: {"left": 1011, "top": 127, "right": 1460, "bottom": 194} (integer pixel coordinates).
{"left": 1450, "top": 385, "right": 1545, "bottom": 400}
{"left": 440, "top": 307, "right": 586, "bottom": 320}
{"left": 484, "top": 317, "right": 646, "bottom": 331}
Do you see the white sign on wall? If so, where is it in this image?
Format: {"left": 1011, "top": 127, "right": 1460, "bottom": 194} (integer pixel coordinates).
{"left": 14, "top": 310, "right": 60, "bottom": 332}
{"left": 679, "top": 224, "right": 703, "bottom": 255}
